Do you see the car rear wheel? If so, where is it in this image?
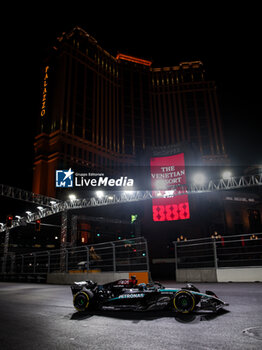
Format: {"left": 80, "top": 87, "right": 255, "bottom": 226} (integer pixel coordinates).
{"left": 173, "top": 290, "right": 195, "bottom": 313}
{"left": 73, "top": 291, "right": 91, "bottom": 312}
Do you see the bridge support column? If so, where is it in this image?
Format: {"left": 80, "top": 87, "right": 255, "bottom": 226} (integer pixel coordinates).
{"left": 60, "top": 210, "right": 68, "bottom": 272}
{"left": 60, "top": 210, "right": 68, "bottom": 248}
{"left": 70, "top": 215, "right": 78, "bottom": 247}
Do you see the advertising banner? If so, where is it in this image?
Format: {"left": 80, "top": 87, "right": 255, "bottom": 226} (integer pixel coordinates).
{"left": 150, "top": 153, "right": 190, "bottom": 221}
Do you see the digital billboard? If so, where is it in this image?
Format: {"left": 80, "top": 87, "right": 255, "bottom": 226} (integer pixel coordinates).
{"left": 150, "top": 153, "right": 190, "bottom": 221}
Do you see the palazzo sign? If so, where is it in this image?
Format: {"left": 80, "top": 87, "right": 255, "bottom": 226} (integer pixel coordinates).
{"left": 41, "top": 66, "right": 49, "bottom": 117}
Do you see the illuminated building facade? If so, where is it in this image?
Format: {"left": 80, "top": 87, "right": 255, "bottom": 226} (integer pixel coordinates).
{"left": 151, "top": 63, "right": 226, "bottom": 161}
{"left": 33, "top": 27, "right": 228, "bottom": 197}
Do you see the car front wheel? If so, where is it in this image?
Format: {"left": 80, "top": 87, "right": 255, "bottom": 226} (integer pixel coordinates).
{"left": 73, "top": 291, "right": 91, "bottom": 312}
{"left": 173, "top": 290, "right": 196, "bottom": 313}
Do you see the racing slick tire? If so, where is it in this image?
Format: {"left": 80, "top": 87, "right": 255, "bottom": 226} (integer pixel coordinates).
{"left": 182, "top": 284, "right": 201, "bottom": 305}
{"left": 173, "top": 290, "right": 196, "bottom": 313}
{"left": 73, "top": 290, "right": 93, "bottom": 312}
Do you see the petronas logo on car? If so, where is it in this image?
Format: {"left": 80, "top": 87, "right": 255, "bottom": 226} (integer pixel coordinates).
{"left": 119, "top": 293, "right": 145, "bottom": 299}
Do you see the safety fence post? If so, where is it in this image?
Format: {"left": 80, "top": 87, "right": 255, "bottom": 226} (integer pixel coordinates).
{"left": 84, "top": 246, "right": 89, "bottom": 271}
{"left": 174, "top": 241, "right": 178, "bottom": 279}
{"left": 2, "top": 228, "right": 10, "bottom": 273}
{"left": 212, "top": 238, "right": 218, "bottom": 282}
{"left": 142, "top": 238, "right": 150, "bottom": 272}
{"left": 47, "top": 251, "right": 50, "bottom": 274}
{"left": 10, "top": 253, "right": 15, "bottom": 273}
{"left": 65, "top": 249, "right": 68, "bottom": 273}
{"left": 111, "top": 242, "right": 116, "bottom": 272}
{"left": 213, "top": 239, "right": 218, "bottom": 269}
{"left": 33, "top": 253, "right": 36, "bottom": 274}
{"left": 21, "top": 255, "right": 24, "bottom": 273}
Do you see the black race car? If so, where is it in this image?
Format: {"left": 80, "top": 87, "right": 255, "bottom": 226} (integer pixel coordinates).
{"left": 71, "top": 278, "right": 228, "bottom": 314}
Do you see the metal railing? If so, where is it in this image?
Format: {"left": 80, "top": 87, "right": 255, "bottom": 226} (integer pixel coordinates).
{"left": 0, "top": 237, "right": 149, "bottom": 275}
{"left": 174, "top": 233, "right": 262, "bottom": 269}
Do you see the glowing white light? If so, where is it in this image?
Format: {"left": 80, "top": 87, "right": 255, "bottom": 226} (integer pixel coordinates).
{"left": 222, "top": 171, "right": 232, "bottom": 180}
{"left": 193, "top": 173, "right": 206, "bottom": 186}
{"left": 69, "top": 194, "right": 76, "bottom": 201}
{"left": 96, "top": 191, "right": 104, "bottom": 198}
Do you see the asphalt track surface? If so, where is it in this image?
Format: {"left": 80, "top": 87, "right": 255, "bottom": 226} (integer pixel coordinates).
{"left": 0, "top": 282, "right": 261, "bottom": 349}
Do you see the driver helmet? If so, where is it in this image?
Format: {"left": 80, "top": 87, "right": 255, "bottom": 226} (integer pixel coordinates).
{"left": 129, "top": 275, "right": 137, "bottom": 286}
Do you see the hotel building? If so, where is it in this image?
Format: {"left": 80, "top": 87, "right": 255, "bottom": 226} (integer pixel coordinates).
{"left": 33, "top": 26, "right": 228, "bottom": 197}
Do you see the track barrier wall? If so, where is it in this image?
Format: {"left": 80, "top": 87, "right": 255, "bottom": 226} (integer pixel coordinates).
{"left": 174, "top": 233, "right": 262, "bottom": 282}
{"left": 47, "top": 271, "right": 149, "bottom": 285}
{"left": 0, "top": 237, "right": 150, "bottom": 284}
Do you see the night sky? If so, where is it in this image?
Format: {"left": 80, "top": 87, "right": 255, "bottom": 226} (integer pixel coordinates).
{"left": 1, "top": 8, "right": 261, "bottom": 192}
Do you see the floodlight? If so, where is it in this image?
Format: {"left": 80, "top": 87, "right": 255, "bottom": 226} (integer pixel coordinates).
{"left": 192, "top": 173, "right": 206, "bottom": 186}
{"left": 222, "top": 171, "right": 232, "bottom": 180}
{"left": 69, "top": 194, "right": 76, "bottom": 201}
{"left": 96, "top": 191, "right": 104, "bottom": 198}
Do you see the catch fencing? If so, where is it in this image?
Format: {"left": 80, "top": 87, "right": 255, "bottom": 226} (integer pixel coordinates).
{"left": 174, "top": 232, "right": 262, "bottom": 270}
{"left": 0, "top": 237, "right": 149, "bottom": 277}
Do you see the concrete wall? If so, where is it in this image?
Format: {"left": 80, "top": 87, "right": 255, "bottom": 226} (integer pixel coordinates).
{"left": 176, "top": 268, "right": 217, "bottom": 282}
{"left": 47, "top": 272, "right": 129, "bottom": 285}
{"left": 217, "top": 267, "right": 262, "bottom": 282}
{"left": 47, "top": 271, "right": 149, "bottom": 285}
{"left": 176, "top": 267, "right": 262, "bottom": 282}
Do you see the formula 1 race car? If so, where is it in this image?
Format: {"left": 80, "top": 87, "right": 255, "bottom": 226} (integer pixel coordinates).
{"left": 71, "top": 277, "right": 228, "bottom": 314}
